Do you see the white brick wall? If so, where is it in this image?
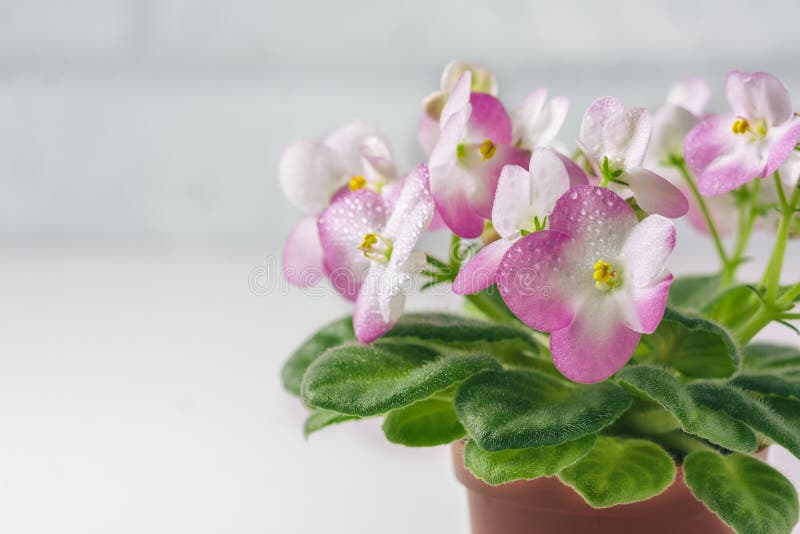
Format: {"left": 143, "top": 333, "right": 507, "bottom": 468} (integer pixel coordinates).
{"left": 0, "top": 0, "right": 799, "bottom": 248}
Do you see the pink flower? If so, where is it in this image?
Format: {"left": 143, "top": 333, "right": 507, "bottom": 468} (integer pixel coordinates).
{"left": 497, "top": 185, "right": 676, "bottom": 383}
{"left": 418, "top": 60, "right": 499, "bottom": 156}
{"left": 683, "top": 71, "right": 800, "bottom": 196}
{"left": 579, "top": 97, "right": 689, "bottom": 218}
{"left": 452, "top": 148, "right": 587, "bottom": 294}
{"left": 279, "top": 121, "right": 398, "bottom": 287}
{"left": 429, "top": 71, "right": 530, "bottom": 238}
{"left": 318, "top": 164, "right": 434, "bottom": 342}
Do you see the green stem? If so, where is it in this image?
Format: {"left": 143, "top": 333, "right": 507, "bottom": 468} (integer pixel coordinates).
{"left": 722, "top": 180, "right": 759, "bottom": 287}
{"left": 670, "top": 156, "right": 730, "bottom": 270}
{"left": 778, "top": 282, "right": 800, "bottom": 308}
{"left": 449, "top": 234, "right": 463, "bottom": 275}
{"left": 762, "top": 174, "right": 800, "bottom": 303}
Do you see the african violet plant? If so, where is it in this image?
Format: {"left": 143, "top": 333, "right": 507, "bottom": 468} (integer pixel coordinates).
{"left": 279, "top": 61, "right": 800, "bottom": 534}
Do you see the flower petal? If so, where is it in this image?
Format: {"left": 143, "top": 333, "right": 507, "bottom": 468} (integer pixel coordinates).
{"left": 492, "top": 148, "right": 571, "bottom": 238}
{"left": 441, "top": 59, "right": 498, "bottom": 95}
{"left": 324, "top": 121, "right": 387, "bottom": 175}
{"left": 579, "top": 96, "right": 652, "bottom": 169}
{"left": 550, "top": 295, "right": 641, "bottom": 383}
{"left": 646, "top": 105, "right": 699, "bottom": 166}
{"left": 618, "top": 215, "right": 676, "bottom": 287}
{"left": 430, "top": 108, "right": 485, "bottom": 238}
{"left": 469, "top": 143, "right": 531, "bottom": 220}
{"left": 417, "top": 112, "right": 440, "bottom": 156}
{"left": 726, "top": 71, "right": 794, "bottom": 125}
{"left": 667, "top": 78, "right": 711, "bottom": 117}
{"left": 549, "top": 185, "right": 639, "bottom": 262}
{"left": 556, "top": 152, "right": 590, "bottom": 187}
{"left": 384, "top": 164, "right": 434, "bottom": 270}
{"left": 441, "top": 71, "right": 471, "bottom": 126}
{"left": 465, "top": 93, "right": 513, "bottom": 145}
{"left": 360, "top": 135, "right": 397, "bottom": 180}
{"left": 512, "top": 89, "right": 569, "bottom": 149}
{"left": 353, "top": 263, "right": 407, "bottom": 343}
{"left": 497, "top": 230, "right": 576, "bottom": 332}
{"left": 625, "top": 168, "right": 689, "bottom": 218}
{"left": 765, "top": 116, "right": 800, "bottom": 177}
{"left": 779, "top": 149, "right": 800, "bottom": 188}
{"left": 282, "top": 216, "right": 325, "bottom": 288}
{"left": 279, "top": 140, "right": 347, "bottom": 215}
{"left": 452, "top": 238, "right": 512, "bottom": 295}
{"left": 317, "top": 189, "right": 389, "bottom": 300}
{"left": 624, "top": 273, "right": 673, "bottom": 334}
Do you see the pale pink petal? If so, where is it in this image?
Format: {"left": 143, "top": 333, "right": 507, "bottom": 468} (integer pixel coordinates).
{"left": 551, "top": 295, "right": 642, "bottom": 383}
{"left": 626, "top": 274, "right": 673, "bottom": 334}
{"left": 549, "top": 185, "right": 639, "bottom": 261}
{"left": 511, "top": 89, "right": 546, "bottom": 144}
{"left": 417, "top": 113, "right": 440, "bottom": 156}
{"left": 429, "top": 108, "right": 485, "bottom": 238}
{"left": 726, "top": 71, "right": 794, "bottom": 125}
{"left": 667, "top": 78, "right": 711, "bottom": 116}
{"left": 618, "top": 215, "right": 676, "bottom": 287}
{"left": 646, "top": 105, "right": 699, "bottom": 167}
{"left": 452, "top": 239, "right": 512, "bottom": 295}
{"left": 556, "top": 152, "right": 590, "bottom": 187}
{"left": 578, "top": 97, "right": 652, "bottom": 169}
{"left": 492, "top": 149, "right": 571, "bottom": 238}
{"left": 497, "top": 231, "right": 577, "bottom": 332}
{"left": 353, "top": 264, "right": 407, "bottom": 343}
{"left": 765, "top": 116, "right": 800, "bottom": 177}
{"left": 279, "top": 140, "right": 347, "bottom": 215}
{"left": 282, "top": 216, "right": 325, "bottom": 288}
{"left": 384, "top": 164, "right": 434, "bottom": 270}
{"left": 423, "top": 90, "right": 447, "bottom": 121}
{"left": 359, "top": 135, "right": 397, "bottom": 180}
{"left": 441, "top": 71, "right": 471, "bottom": 126}
{"left": 317, "top": 190, "right": 389, "bottom": 300}
{"left": 625, "top": 168, "right": 689, "bottom": 217}
{"left": 465, "top": 93, "right": 513, "bottom": 145}
{"left": 685, "top": 189, "right": 738, "bottom": 237}
{"left": 512, "top": 90, "right": 569, "bottom": 149}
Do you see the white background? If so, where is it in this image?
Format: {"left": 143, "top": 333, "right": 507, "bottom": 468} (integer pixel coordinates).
{"left": 1, "top": 1, "right": 800, "bottom": 532}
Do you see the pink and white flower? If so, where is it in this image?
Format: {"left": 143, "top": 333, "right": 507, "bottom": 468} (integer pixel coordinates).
{"left": 578, "top": 96, "right": 689, "bottom": 218}
{"left": 279, "top": 121, "right": 398, "bottom": 287}
{"left": 318, "top": 164, "right": 435, "bottom": 342}
{"left": 683, "top": 71, "right": 800, "bottom": 196}
{"left": 418, "top": 60, "right": 499, "bottom": 156}
{"left": 497, "top": 185, "right": 676, "bottom": 383}
{"left": 429, "top": 71, "right": 530, "bottom": 238}
{"left": 452, "top": 148, "right": 587, "bottom": 294}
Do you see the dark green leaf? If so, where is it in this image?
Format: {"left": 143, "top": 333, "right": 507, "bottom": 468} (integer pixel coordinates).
{"left": 382, "top": 397, "right": 464, "bottom": 447}
{"left": 281, "top": 316, "right": 354, "bottom": 396}
{"left": 301, "top": 342, "right": 500, "bottom": 416}
{"left": 455, "top": 369, "right": 631, "bottom": 451}
{"left": 689, "top": 382, "right": 800, "bottom": 458}
{"left": 635, "top": 307, "right": 740, "bottom": 378}
{"left": 557, "top": 436, "right": 676, "bottom": 508}
{"left": 684, "top": 451, "right": 799, "bottom": 534}
{"left": 464, "top": 435, "right": 595, "bottom": 486}
{"left": 304, "top": 409, "right": 359, "bottom": 438}
{"left": 668, "top": 274, "right": 722, "bottom": 312}
{"left": 731, "top": 373, "right": 800, "bottom": 400}
{"left": 617, "top": 366, "right": 757, "bottom": 452}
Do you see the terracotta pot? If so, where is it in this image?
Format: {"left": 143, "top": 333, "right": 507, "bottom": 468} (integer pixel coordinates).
{"left": 451, "top": 441, "right": 762, "bottom": 534}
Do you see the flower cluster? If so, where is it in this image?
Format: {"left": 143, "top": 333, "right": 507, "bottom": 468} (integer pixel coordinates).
{"left": 279, "top": 61, "right": 800, "bottom": 383}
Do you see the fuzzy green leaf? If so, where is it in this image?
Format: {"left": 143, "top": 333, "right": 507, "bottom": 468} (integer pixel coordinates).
{"left": 464, "top": 435, "right": 595, "bottom": 486}
{"left": 281, "top": 316, "right": 354, "bottom": 396}
{"left": 684, "top": 451, "right": 799, "bottom": 534}
{"left": 689, "top": 382, "right": 800, "bottom": 458}
{"left": 704, "top": 285, "right": 762, "bottom": 334}
{"left": 668, "top": 274, "right": 722, "bottom": 312}
{"left": 617, "top": 366, "right": 757, "bottom": 452}
{"left": 557, "top": 436, "right": 676, "bottom": 508}
{"left": 731, "top": 373, "right": 800, "bottom": 400}
{"left": 743, "top": 343, "right": 800, "bottom": 377}
{"left": 635, "top": 307, "right": 739, "bottom": 378}
{"left": 304, "top": 409, "right": 359, "bottom": 438}
{"left": 382, "top": 397, "right": 464, "bottom": 447}
{"left": 301, "top": 341, "right": 500, "bottom": 416}
{"left": 454, "top": 369, "right": 631, "bottom": 451}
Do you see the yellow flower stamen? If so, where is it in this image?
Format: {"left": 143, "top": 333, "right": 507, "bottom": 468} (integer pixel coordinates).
{"left": 358, "top": 232, "right": 392, "bottom": 263}
{"left": 593, "top": 259, "right": 618, "bottom": 290}
{"left": 359, "top": 233, "right": 378, "bottom": 250}
{"left": 349, "top": 175, "right": 367, "bottom": 191}
{"left": 479, "top": 139, "right": 497, "bottom": 160}
{"left": 731, "top": 117, "right": 750, "bottom": 135}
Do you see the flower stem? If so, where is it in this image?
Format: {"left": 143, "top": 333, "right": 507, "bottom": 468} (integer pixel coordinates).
{"left": 762, "top": 173, "right": 800, "bottom": 304}
{"left": 722, "top": 180, "right": 760, "bottom": 287}
{"left": 669, "top": 156, "right": 730, "bottom": 273}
